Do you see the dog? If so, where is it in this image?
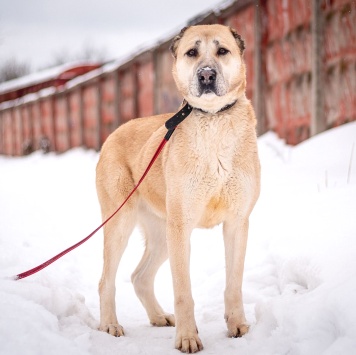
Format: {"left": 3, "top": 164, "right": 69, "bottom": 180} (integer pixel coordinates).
{"left": 96, "top": 24, "right": 260, "bottom": 353}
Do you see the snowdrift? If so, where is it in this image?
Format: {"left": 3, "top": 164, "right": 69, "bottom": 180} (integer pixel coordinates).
{"left": 1, "top": 122, "right": 356, "bottom": 355}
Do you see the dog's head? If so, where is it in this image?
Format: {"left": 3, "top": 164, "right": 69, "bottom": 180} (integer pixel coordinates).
{"left": 170, "top": 24, "right": 246, "bottom": 113}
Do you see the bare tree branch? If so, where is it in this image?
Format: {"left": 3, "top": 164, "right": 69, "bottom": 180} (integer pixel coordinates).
{"left": 0, "top": 57, "right": 31, "bottom": 83}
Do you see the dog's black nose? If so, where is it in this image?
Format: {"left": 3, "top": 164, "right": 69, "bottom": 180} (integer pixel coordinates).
{"left": 198, "top": 68, "right": 216, "bottom": 86}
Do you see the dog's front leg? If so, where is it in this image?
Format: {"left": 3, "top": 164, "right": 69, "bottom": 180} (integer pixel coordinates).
{"left": 223, "top": 217, "right": 250, "bottom": 338}
{"left": 166, "top": 212, "right": 203, "bottom": 353}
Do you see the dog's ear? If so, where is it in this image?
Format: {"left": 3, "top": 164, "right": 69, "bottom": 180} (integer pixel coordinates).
{"left": 229, "top": 27, "right": 245, "bottom": 55}
{"left": 170, "top": 26, "right": 190, "bottom": 58}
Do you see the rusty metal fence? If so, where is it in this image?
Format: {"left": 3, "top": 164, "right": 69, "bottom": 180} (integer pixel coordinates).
{"left": 0, "top": 0, "right": 355, "bottom": 155}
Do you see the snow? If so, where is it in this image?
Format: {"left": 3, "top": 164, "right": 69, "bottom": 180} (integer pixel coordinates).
{"left": 1, "top": 122, "right": 356, "bottom": 355}
{"left": 0, "top": 62, "right": 99, "bottom": 95}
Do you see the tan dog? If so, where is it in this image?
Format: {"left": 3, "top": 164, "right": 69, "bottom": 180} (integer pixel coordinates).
{"left": 96, "top": 24, "right": 260, "bottom": 353}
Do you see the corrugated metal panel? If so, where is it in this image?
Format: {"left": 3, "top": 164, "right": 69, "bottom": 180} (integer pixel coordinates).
{"left": 266, "top": 28, "right": 311, "bottom": 85}
{"left": 101, "top": 76, "right": 115, "bottom": 143}
{"left": 155, "top": 49, "right": 181, "bottom": 114}
{"left": 32, "top": 102, "right": 42, "bottom": 151}
{"left": 83, "top": 84, "right": 99, "bottom": 149}
{"left": 324, "top": 1, "right": 356, "bottom": 128}
{"left": 285, "top": 74, "right": 311, "bottom": 144}
{"left": 137, "top": 60, "right": 154, "bottom": 118}
{"left": 68, "top": 89, "right": 82, "bottom": 147}
{"left": 324, "top": 3, "right": 356, "bottom": 65}
{"left": 40, "top": 97, "right": 55, "bottom": 150}
{"left": 21, "top": 105, "right": 32, "bottom": 153}
{"left": 2, "top": 110, "right": 13, "bottom": 155}
{"left": 267, "top": 0, "right": 311, "bottom": 42}
{"left": 223, "top": 5, "right": 255, "bottom": 100}
{"left": 289, "top": 0, "right": 311, "bottom": 30}
{"left": 324, "top": 0, "right": 354, "bottom": 11}
{"left": 54, "top": 94, "right": 69, "bottom": 152}
{"left": 325, "top": 60, "right": 356, "bottom": 128}
{"left": 264, "top": 0, "right": 314, "bottom": 143}
{"left": 120, "top": 69, "right": 135, "bottom": 122}
{"left": 13, "top": 107, "right": 22, "bottom": 155}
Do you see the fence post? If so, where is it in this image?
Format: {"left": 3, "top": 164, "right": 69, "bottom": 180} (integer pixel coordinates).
{"left": 78, "top": 86, "right": 84, "bottom": 147}
{"left": 133, "top": 62, "right": 139, "bottom": 119}
{"left": 254, "top": 0, "right": 266, "bottom": 136}
{"left": 153, "top": 50, "right": 159, "bottom": 115}
{"left": 65, "top": 93, "right": 71, "bottom": 150}
{"left": 96, "top": 79, "right": 102, "bottom": 150}
{"left": 113, "top": 70, "right": 121, "bottom": 130}
{"left": 311, "top": 0, "right": 325, "bottom": 136}
{"left": 50, "top": 95, "right": 57, "bottom": 152}
{"left": 10, "top": 104, "right": 19, "bottom": 156}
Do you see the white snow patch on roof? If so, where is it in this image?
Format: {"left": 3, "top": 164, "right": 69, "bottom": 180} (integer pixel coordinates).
{"left": 0, "top": 61, "right": 100, "bottom": 94}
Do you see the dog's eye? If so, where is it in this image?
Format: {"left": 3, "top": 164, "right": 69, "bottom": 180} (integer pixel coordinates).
{"left": 217, "top": 48, "right": 229, "bottom": 56}
{"left": 186, "top": 48, "right": 198, "bottom": 57}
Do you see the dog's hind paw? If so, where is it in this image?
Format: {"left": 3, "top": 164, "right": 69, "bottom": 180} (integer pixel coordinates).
{"left": 150, "top": 313, "right": 175, "bottom": 327}
{"left": 226, "top": 320, "right": 249, "bottom": 338}
{"left": 99, "top": 323, "right": 125, "bottom": 337}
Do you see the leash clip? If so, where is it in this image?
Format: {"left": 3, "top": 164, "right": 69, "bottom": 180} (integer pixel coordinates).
{"left": 165, "top": 103, "right": 193, "bottom": 131}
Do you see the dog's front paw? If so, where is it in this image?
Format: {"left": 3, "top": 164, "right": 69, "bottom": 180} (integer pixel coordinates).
{"left": 150, "top": 313, "right": 175, "bottom": 327}
{"left": 175, "top": 329, "right": 203, "bottom": 353}
{"left": 99, "top": 323, "right": 125, "bottom": 337}
{"left": 225, "top": 316, "right": 249, "bottom": 338}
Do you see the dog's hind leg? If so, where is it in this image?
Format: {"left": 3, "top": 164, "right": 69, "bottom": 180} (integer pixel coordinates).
{"left": 98, "top": 184, "right": 138, "bottom": 337}
{"left": 132, "top": 208, "right": 175, "bottom": 327}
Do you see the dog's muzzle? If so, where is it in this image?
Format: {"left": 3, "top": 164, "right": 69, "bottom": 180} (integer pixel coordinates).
{"left": 197, "top": 67, "right": 217, "bottom": 95}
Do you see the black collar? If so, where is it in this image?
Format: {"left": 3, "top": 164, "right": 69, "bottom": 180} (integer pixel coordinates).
{"left": 164, "top": 99, "right": 237, "bottom": 141}
{"left": 193, "top": 100, "right": 238, "bottom": 114}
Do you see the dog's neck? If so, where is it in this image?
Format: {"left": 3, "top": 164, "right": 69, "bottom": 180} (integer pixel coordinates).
{"left": 185, "top": 100, "right": 238, "bottom": 115}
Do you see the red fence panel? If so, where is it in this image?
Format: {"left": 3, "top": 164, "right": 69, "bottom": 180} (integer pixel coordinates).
{"left": 119, "top": 68, "right": 135, "bottom": 123}
{"left": 68, "top": 88, "right": 83, "bottom": 148}
{"left": 137, "top": 60, "right": 154, "bottom": 118}
{"left": 40, "top": 97, "right": 55, "bottom": 151}
{"left": 101, "top": 76, "right": 115, "bottom": 143}
{"left": 223, "top": 5, "right": 255, "bottom": 100}
{"left": 54, "top": 94, "right": 69, "bottom": 153}
{"left": 32, "top": 102, "right": 42, "bottom": 151}
{"left": 2, "top": 110, "right": 13, "bottom": 155}
{"left": 13, "top": 107, "right": 22, "bottom": 155}
{"left": 82, "top": 84, "right": 99, "bottom": 149}
{"left": 264, "top": 0, "right": 314, "bottom": 144}
{"left": 266, "top": 0, "right": 311, "bottom": 42}
{"left": 155, "top": 48, "right": 181, "bottom": 114}
{"left": 324, "top": 1, "right": 356, "bottom": 128}
{"left": 21, "top": 105, "right": 32, "bottom": 153}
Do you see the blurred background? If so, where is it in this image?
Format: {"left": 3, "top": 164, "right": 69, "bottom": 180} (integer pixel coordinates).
{"left": 0, "top": 0, "right": 355, "bottom": 155}
{"left": 0, "top": 0, "right": 222, "bottom": 71}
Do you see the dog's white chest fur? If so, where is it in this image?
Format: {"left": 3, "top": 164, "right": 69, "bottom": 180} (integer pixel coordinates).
{"left": 169, "top": 112, "right": 242, "bottom": 228}
{"left": 195, "top": 115, "right": 235, "bottom": 179}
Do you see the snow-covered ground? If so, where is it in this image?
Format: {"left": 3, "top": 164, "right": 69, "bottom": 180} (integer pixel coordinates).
{"left": 1, "top": 122, "right": 356, "bottom": 355}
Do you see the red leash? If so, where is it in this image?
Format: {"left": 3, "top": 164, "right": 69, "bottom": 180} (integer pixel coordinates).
{"left": 14, "top": 103, "right": 193, "bottom": 280}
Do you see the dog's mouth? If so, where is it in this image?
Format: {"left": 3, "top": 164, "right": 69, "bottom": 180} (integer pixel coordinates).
{"left": 199, "top": 86, "right": 217, "bottom": 96}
